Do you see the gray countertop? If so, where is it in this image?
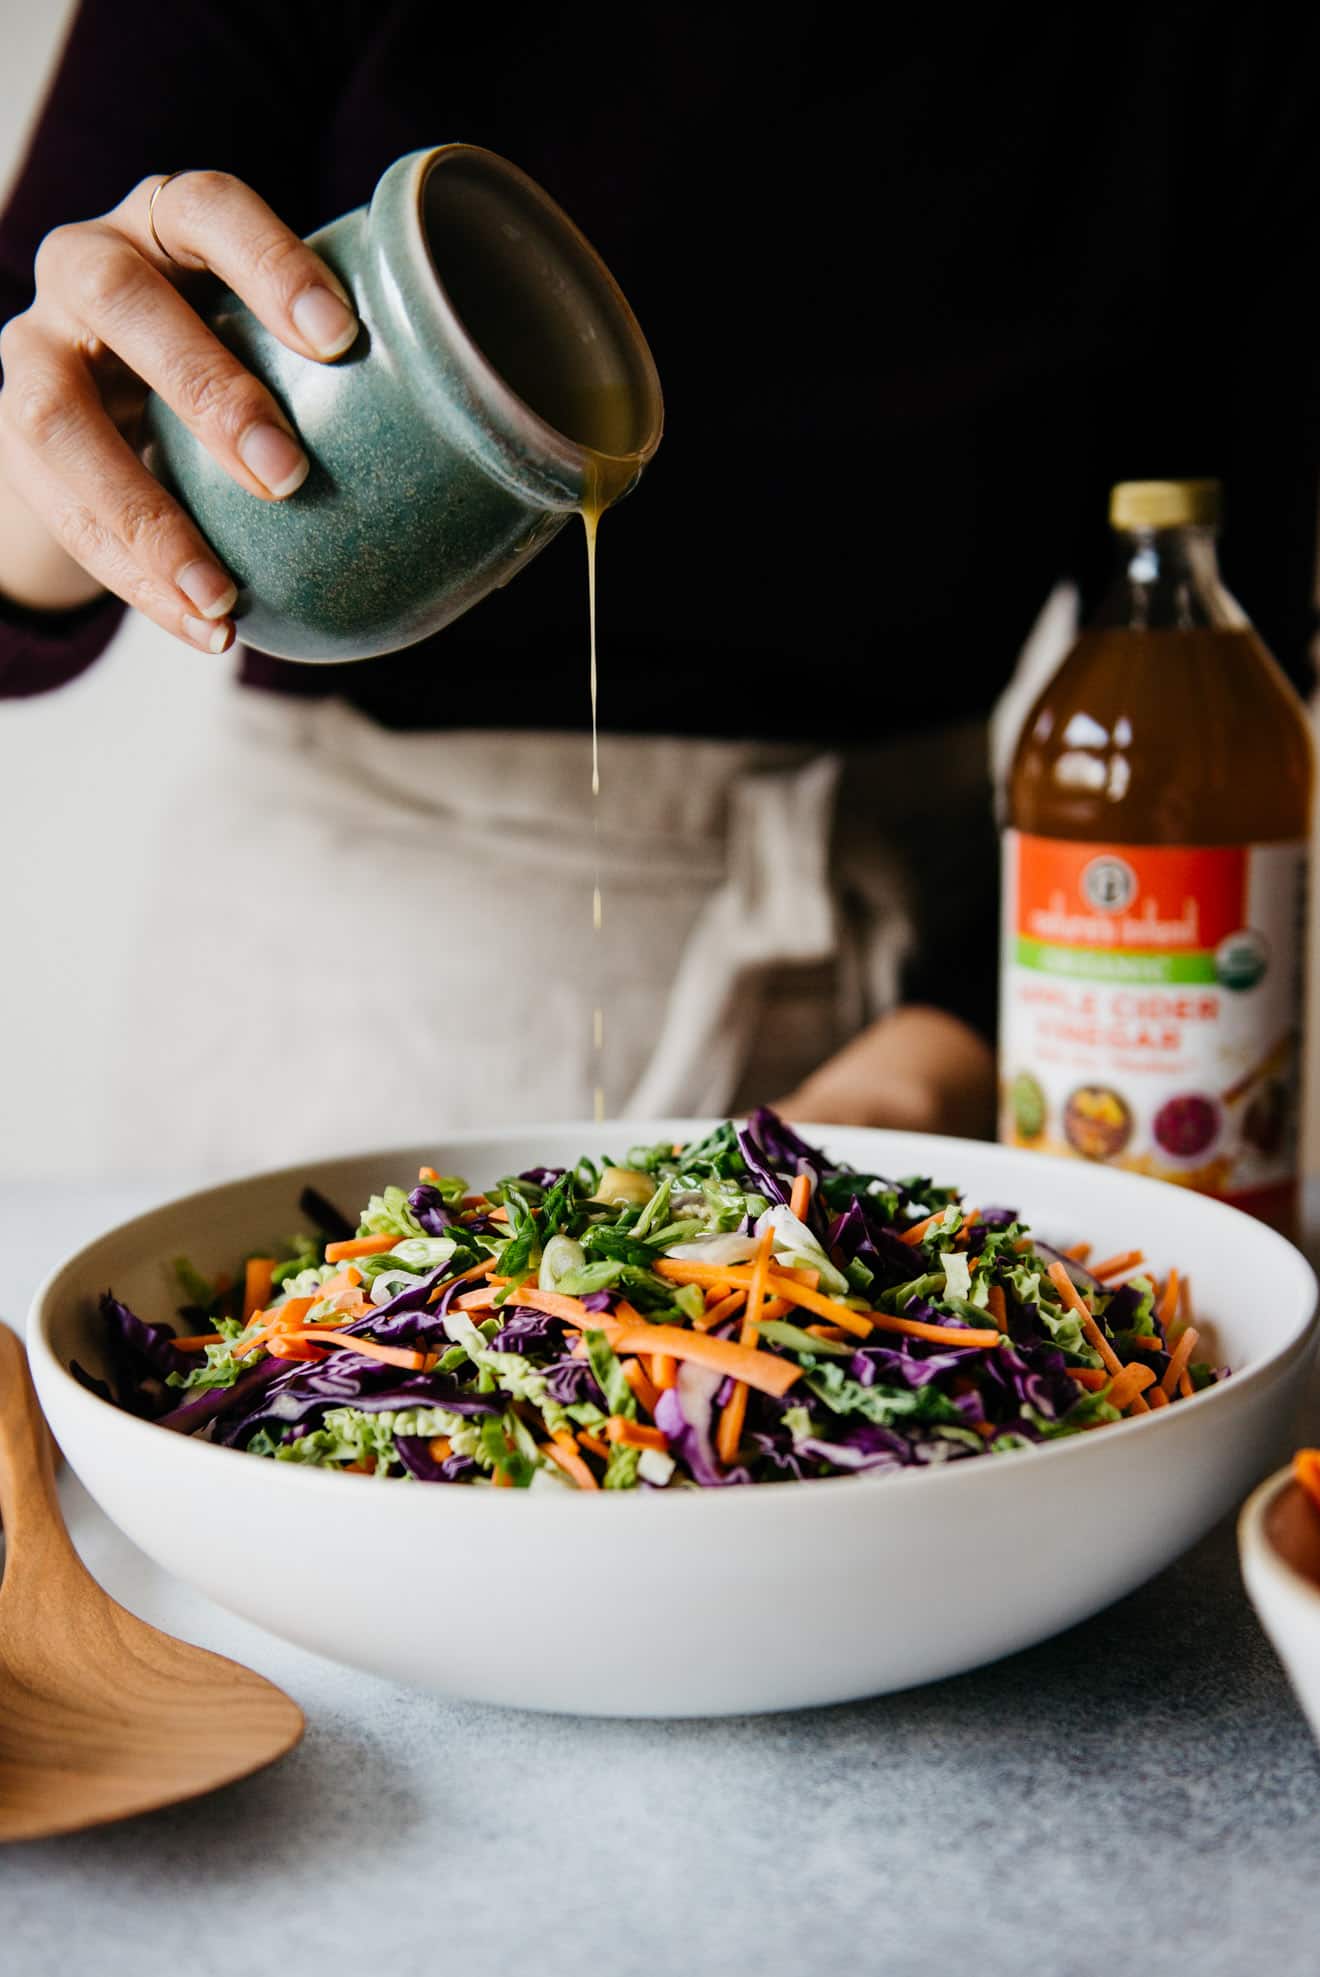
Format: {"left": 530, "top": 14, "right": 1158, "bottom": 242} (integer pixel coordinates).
{"left": 4, "top": 1180, "right": 1320, "bottom": 1975}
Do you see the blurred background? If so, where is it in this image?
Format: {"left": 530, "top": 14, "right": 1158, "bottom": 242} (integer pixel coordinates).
{"left": 2, "top": 6, "right": 1317, "bottom": 1184}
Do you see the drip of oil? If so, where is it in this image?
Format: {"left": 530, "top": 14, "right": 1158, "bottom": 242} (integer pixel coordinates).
{"left": 579, "top": 447, "right": 642, "bottom": 1125}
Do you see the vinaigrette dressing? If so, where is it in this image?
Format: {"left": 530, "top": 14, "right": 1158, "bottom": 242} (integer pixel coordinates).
{"left": 579, "top": 446, "right": 644, "bottom": 1123}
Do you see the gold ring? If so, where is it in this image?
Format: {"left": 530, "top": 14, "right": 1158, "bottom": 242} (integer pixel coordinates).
{"left": 147, "top": 171, "right": 193, "bottom": 266}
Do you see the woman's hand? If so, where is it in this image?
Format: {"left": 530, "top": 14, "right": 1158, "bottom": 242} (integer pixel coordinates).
{"left": 0, "top": 171, "right": 358, "bottom": 647}
{"left": 776, "top": 1005, "right": 997, "bottom": 1140}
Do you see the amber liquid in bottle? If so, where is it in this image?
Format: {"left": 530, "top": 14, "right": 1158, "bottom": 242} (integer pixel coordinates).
{"left": 1003, "top": 483, "right": 1313, "bottom": 1235}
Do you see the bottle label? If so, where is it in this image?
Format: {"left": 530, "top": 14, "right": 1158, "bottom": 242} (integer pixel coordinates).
{"left": 998, "top": 832, "right": 1307, "bottom": 1216}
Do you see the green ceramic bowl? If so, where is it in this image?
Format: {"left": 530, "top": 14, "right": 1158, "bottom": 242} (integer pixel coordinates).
{"left": 144, "top": 145, "right": 664, "bottom": 661}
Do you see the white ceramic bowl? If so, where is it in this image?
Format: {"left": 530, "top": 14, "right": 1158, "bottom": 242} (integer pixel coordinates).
{"left": 1239, "top": 1465, "right": 1320, "bottom": 1743}
{"left": 29, "top": 1124, "right": 1319, "bottom": 1717}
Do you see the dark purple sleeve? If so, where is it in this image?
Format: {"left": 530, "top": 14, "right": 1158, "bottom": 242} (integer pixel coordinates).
{"left": 0, "top": 0, "right": 332, "bottom": 698}
{"left": 0, "top": 587, "right": 124, "bottom": 696}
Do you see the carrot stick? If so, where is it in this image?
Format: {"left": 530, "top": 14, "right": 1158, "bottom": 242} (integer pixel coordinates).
{"left": 171, "top": 1332, "right": 226, "bottom": 1351}
{"left": 696, "top": 1270, "right": 872, "bottom": 1339}
{"left": 1178, "top": 1370, "right": 1195, "bottom": 1400}
{"left": 1294, "top": 1449, "right": 1320, "bottom": 1515}
{"left": 509, "top": 1286, "right": 595, "bottom": 1326}
{"left": 1090, "top": 1250, "right": 1145, "bottom": 1282}
{"left": 577, "top": 1430, "right": 611, "bottom": 1459}
{"left": 1147, "top": 1385, "right": 1170, "bottom": 1409}
{"left": 324, "top": 1233, "right": 398, "bottom": 1263}
{"left": 653, "top": 1259, "right": 819, "bottom": 1292}
{"left": 742, "top": 1226, "right": 774, "bottom": 1346}
{"left": 694, "top": 1289, "right": 747, "bottom": 1331}
{"left": 705, "top": 1283, "right": 733, "bottom": 1306}
{"left": 805, "top": 1324, "right": 851, "bottom": 1343}
{"left": 607, "top": 1323, "right": 802, "bottom": 1399}
{"left": 1047, "top": 1261, "right": 1118, "bottom": 1371}
{"left": 491, "top": 1465, "right": 514, "bottom": 1487}
{"left": 1046, "top": 1260, "right": 1149, "bottom": 1412}
{"left": 1157, "top": 1268, "right": 1180, "bottom": 1328}
{"left": 714, "top": 1388, "right": 749, "bottom": 1468}
{"left": 240, "top": 1320, "right": 359, "bottom": 1362}
{"left": 264, "top": 1328, "right": 432, "bottom": 1372}
{"left": 418, "top": 1165, "right": 440, "bottom": 1184}
{"left": 541, "top": 1439, "right": 600, "bottom": 1490}
{"left": 1160, "top": 1325, "right": 1200, "bottom": 1398}
{"left": 759, "top": 1277, "right": 874, "bottom": 1336}
{"left": 428, "top": 1259, "right": 495, "bottom": 1304}
{"left": 1164, "top": 1274, "right": 1195, "bottom": 1352}
{"left": 718, "top": 1223, "right": 775, "bottom": 1466}
{"left": 899, "top": 1203, "right": 974, "bottom": 1246}
{"left": 652, "top": 1353, "right": 678, "bottom": 1390}
{"left": 1064, "top": 1242, "right": 1092, "bottom": 1262}
{"left": 488, "top": 1206, "right": 510, "bottom": 1224}
{"left": 232, "top": 1294, "right": 319, "bottom": 1358}
{"left": 621, "top": 1357, "right": 661, "bottom": 1418}
{"left": 765, "top": 1275, "right": 999, "bottom": 1349}
{"left": 1107, "top": 1363, "right": 1157, "bottom": 1413}
{"left": 987, "top": 1285, "right": 1007, "bottom": 1331}
{"left": 241, "top": 1324, "right": 338, "bottom": 1361}
{"left": 242, "top": 1257, "right": 277, "bottom": 1323}
{"left": 606, "top": 1416, "right": 669, "bottom": 1452}
{"left": 1070, "top": 1367, "right": 1108, "bottom": 1391}
{"left": 900, "top": 1208, "right": 953, "bottom": 1246}
{"left": 789, "top": 1173, "right": 812, "bottom": 1221}
{"left": 461, "top": 1281, "right": 589, "bottom": 1321}
{"left": 428, "top": 1436, "right": 452, "bottom": 1461}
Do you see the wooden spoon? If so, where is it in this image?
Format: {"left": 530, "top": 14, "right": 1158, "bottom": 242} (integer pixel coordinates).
{"left": 0, "top": 1324, "right": 303, "bottom": 1840}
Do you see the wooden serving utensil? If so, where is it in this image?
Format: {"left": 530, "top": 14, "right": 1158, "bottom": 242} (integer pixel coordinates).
{"left": 0, "top": 1324, "right": 303, "bottom": 1841}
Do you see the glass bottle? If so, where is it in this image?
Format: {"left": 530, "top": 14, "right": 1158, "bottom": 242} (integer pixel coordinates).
{"left": 1001, "top": 479, "right": 1313, "bottom": 1235}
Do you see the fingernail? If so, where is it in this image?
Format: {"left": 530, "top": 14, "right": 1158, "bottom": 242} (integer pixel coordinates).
{"left": 292, "top": 284, "right": 358, "bottom": 358}
{"left": 238, "top": 421, "right": 309, "bottom": 498}
{"left": 177, "top": 559, "right": 237, "bottom": 620}
{"left": 183, "top": 614, "right": 232, "bottom": 654}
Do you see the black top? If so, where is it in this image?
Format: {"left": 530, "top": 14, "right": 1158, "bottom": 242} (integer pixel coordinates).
{"left": 2, "top": 3, "right": 1318, "bottom": 732}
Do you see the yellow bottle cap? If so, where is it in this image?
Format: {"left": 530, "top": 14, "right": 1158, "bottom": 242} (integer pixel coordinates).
{"left": 1109, "top": 479, "right": 1222, "bottom": 530}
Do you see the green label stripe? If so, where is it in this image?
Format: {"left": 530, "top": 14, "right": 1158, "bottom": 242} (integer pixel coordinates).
{"left": 1014, "top": 938, "right": 1216, "bottom": 985}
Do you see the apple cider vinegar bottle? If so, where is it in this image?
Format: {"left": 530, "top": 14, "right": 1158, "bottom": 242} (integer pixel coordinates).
{"left": 1001, "top": 480, "right": 1313, "bottom": 1235}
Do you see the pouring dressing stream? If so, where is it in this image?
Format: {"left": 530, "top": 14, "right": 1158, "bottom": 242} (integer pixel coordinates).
{"left": 580, "top": 444, "right": 646, "bottom": 1121}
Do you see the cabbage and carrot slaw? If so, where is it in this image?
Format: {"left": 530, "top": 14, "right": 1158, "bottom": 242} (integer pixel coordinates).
{"left": 77, "top": 1110, "right": 1223, "bottom": 1488}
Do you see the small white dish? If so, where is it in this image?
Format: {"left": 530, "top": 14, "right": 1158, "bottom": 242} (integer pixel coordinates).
{"left": 1239, "top": 1464, "right": 1320, "bottom": 1744}
{"left": 28, "top": 1123, "right": 1319, "bottom": 1717}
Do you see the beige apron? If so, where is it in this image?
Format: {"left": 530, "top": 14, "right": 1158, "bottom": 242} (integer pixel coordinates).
{"left": 87, "top": 688, "right": 992, "bottom": 1176}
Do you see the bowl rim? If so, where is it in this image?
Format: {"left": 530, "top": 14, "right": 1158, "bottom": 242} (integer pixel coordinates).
{"left": 1238, "top": 1462, "right": 1320, "bottom": 1612}
{"left": 29, "top": 1121, "right": 1320, "bottom": 1519}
